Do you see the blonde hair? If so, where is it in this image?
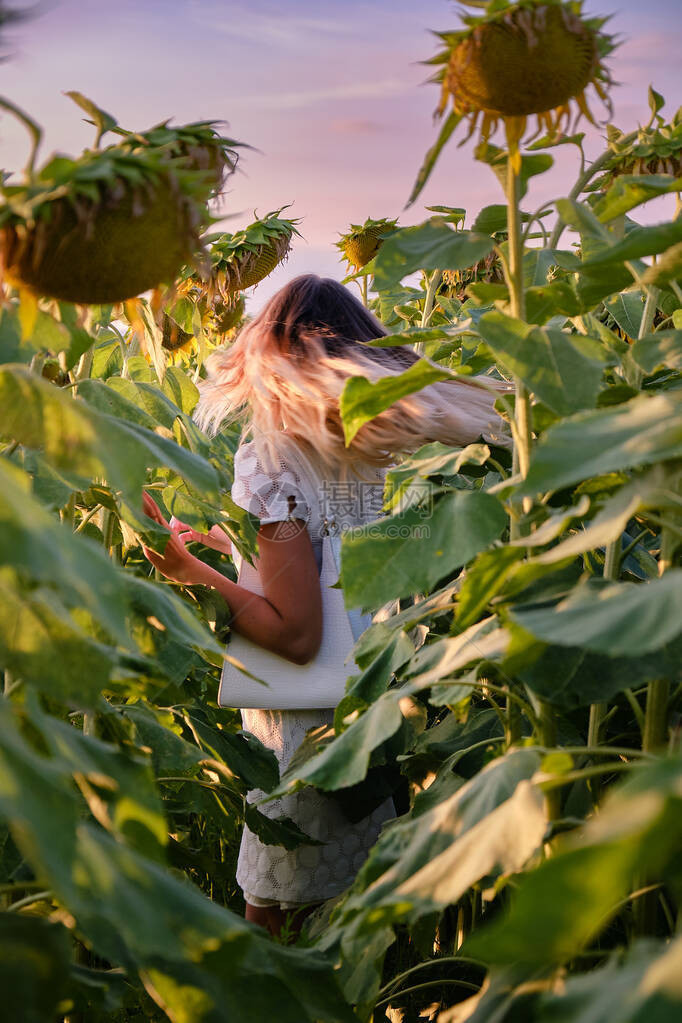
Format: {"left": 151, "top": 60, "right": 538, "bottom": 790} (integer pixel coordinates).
{"left": 195, "top": 274, "right": 509, "bottom": 481}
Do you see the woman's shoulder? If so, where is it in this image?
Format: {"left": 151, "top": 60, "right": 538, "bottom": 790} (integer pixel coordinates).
{"left": 233, "top": 436, "right": 306, "bottom": 481}
{"left": 231, "top": 436, "right": 315, "bottom": 518}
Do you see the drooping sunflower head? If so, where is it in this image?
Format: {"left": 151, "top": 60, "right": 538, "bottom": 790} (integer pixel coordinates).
{"left": 191, "top": 207, "right": 301, "bottom": 301}
{"left": 594, "top": 105, "right": 682, "bottom": 189}
{"left": 335, "top": 217, "right": 398, "bottom": 270}
{"left": 0, "top": 143, "right": 208, "bottom": 303}
{"left": 0, "top": 95, "right": 241, "bottom": 304}
{"left": 431, "top": 1, "right": 616, "bottom": 163}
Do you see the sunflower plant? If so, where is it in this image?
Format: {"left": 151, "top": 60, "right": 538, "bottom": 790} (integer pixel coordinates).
{"left": 429, "top": 0, "right": 615, "bottom": 167}
{"left": 0, "top": 95, "right": 242, "bottom": 305}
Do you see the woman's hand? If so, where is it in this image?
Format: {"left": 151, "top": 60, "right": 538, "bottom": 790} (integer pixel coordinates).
{"left": 141, "top": 493, "right": 208, "bottom": 585}
{"left": 169, "top": 516, "right": 232, "bottom": 556}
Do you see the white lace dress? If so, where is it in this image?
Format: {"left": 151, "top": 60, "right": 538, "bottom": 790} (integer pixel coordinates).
{"left": 230, "top": 438, "right": 395, "bottom": 908}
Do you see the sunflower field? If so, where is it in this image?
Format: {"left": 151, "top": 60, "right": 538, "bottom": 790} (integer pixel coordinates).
{"left": 1, "top": 1, "right": 682, "bottom": 1021}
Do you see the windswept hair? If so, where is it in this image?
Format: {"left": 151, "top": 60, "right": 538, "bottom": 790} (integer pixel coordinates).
{"left": 194, "top": 274, "right": 509, "bottom": 480}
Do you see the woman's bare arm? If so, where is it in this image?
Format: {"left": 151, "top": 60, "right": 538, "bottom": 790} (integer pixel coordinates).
{"left": 141, "top": 493, "right": 322, "bottom": 665}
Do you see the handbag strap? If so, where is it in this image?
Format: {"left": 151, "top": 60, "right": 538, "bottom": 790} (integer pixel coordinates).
{"left": 275, "top": 439, "right": 327, "bottom": 535}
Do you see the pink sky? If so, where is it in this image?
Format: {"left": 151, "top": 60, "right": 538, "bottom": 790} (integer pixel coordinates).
{"left": 1, "top": 0, "right": 681, "bottom": 312}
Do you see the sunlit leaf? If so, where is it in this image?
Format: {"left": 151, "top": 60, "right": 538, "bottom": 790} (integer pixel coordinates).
{"left": 632, "top": 330, "right": 682, "bottom": 373}
{"left": 516, "top": 391, "right": 682, "bottom": 497}
{"left": 533, "top": 936, "right": 682, "bottom": 1022}
{"left": 340, "top": 491, "right": 507, "bottom": 609}
{"left": 0, "top": 460, "right": 130, "bottom": 643}
{"left": 478, "top": 312, "right": 606, "bottom": 415}
{"left": 580, "top": 220, "right": 682, "bottom": 269}
{"left": 330, "top": 750, "right": 542, "bottom": 933}
{"left": 604, "top": 290, "right": 644, "bottom": 339}
{"left": 0, "top": 576, "right": 119, "bottom": 703}
{"left": 593, "top": 174, "right": 682, "bottom": 223}
{"left": 0, "top": 366, "right": 219, "bottom": 506}
{"left": 512, "top": 572, "right": 682, "bottom": 656}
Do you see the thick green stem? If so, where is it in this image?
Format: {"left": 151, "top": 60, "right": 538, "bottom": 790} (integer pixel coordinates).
{"left": 626, "top": 284, "right": 660, "bottom": 390}
{"left": 639, "top": 286, "right": 659, "bottom": 337}
{"left": 361, "top": 274, "right": 368, "bottom": 309}
{"left": 506, "top": 156, "right": 526, "bottom": 323}
{"left": 505, "top": 157, "right": 532, "bottom": 540}
{"left": 604, "top": 537, "right": 620, "bottom": 579}
{"left": 636, "top": 523, "right": 677, "bottom": 935}
{"left": 421, "top": 269, "right": 442, "bottom": 328}
{"left": 586, "top": 699, "right": 608, "bottom": 805}
{"left": 74, "top": 346, "right": 94, "bottom": 382}
{"left": 587, "top": 703, "right": 607, "bottom": 748}
{"left": 103, "top": 509, "right": 117, "bottom": 556}
{"left": 501, "top": 155, "right": 541, "bottom": 755}
{"left": 538, "top": 700, "right": 562, "bottom": 825}
{"left": 505, "top": 687, "right": 522, "bottom": 747}
{"left": 636, "top": 670, "right": 670, "bottom": 938}
{"left": 642, "top": 524, "right": 677, "bottom": 754}
{"left": 414, "top": 270, "right": 443, "bottom": 356}
{"left": 587, "top": 537, "right": 620, "bottom": 773}
{"left": 642, "top": 679, "right": 670, "bottom": 754}
{"left": 642, "top": 526, "right": 676, "bottom": 755}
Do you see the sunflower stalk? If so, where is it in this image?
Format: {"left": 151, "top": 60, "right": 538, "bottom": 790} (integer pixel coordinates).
{"left": 415, "top": 270, "right": 443, "bottom": 356}
{"left": 504, "top": 155, "right": 532, "bottom": 539}
{"left": 641, "top": 517, "right": 678, "bottom": 754}
{"left": 501, "top": 144, "right": 562, "bottom": 823}
{"left": 635, "top": 284, "right": 660, "bottom": 379}
{"left": 421, "top": 269, "right": 443, "bottom": 329}
{"left": 635, "top": 475, "right": 680, "bottom": 932}
{"left": 103, "top": 509, "right": 117, "bottom": 557}
{"left": 586, "top": 536, "right": 621, "bottom": 797}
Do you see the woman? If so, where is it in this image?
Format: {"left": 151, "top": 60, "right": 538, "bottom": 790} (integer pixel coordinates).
{"left": 142, "top": 274, "right": 507, "bottom": 939}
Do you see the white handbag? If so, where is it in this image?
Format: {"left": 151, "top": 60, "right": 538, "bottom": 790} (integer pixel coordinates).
{"left": 217, "top": 450, "right": 377, "bottom": 711}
